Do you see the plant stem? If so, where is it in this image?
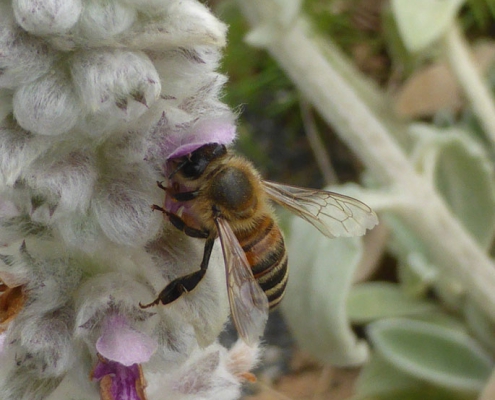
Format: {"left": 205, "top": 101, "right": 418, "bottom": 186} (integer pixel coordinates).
{"left": 443, "top": 22, "right": 495, "bottom": 147}
{"left": 236, "top": 0, "right": 495, "bottom": 322}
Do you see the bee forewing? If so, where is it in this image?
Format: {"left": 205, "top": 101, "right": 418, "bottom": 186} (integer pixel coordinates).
{"left": 262, "top": 180, "right": 378, "bottom": 238}
{"left": 215, "top": 217, "right": 269, "bottom": 346}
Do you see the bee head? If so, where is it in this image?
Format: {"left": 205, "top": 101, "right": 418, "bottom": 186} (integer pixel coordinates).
{"left": 168, "top": 143, "right": 227, "bottom": 180}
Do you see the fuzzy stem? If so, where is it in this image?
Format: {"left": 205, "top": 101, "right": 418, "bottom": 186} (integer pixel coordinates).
{"left": 236, "top": 0, "right": 495, "bottom": 321}
{"left": 443, "top": 22, "right": 495, "bottom": 146}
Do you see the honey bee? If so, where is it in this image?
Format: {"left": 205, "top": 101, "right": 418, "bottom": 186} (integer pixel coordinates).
{"left": 140, "top": 143, "right": 378, "bottom": 345}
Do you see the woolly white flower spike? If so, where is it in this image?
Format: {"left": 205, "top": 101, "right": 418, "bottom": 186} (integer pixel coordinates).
{"left": 76, "top": 0, "right": 137, "bottom": 43}
{"left": 0, "top": 198, "right": 20, "bottom": 221}
{"left": 178, "top": 75, "right": 230, "bottom": 116}
{"left": 145, "top": 341, "right": 259, "bottom": 400}
{"left": 152, "top": 48, "right": 223, "bottom": 99}
{"left": 0, "top": 354, "right": 61, "bottom": 400}
{"left": 12, "top": 0, "right": 83, "bottom": 36}
{"left": 225, "top": 340, "right": 262, "bottom": 383}
{"left": 0, "top": 21, "right": 57, "bottom": 89}
{"left": 92, "top": 175, "right": 161, "bottom": 246}
{"left": 0, "top": 120, "right": 52, "bottom": 186}
{"left": 12, "top": 306, "right": 77, "bottom": 377}
{"left": 71, "top": 50, "right": 160, "bottom": 126}
{"left": 122, "top": 0, "right": 227, "bottom": 50}
{"left": 0, "top": 240, "right": 32, "bottom": 287}
{"left": 25, "top": 150, "right": 97, "bottom": 217}
{"left": 74, "top": 272, "right": 158, "bottom": 348}
{"left": 13, "top": 72, "right": 80, "bottom": 136}
{"left": 19, "top": 250, "right": 82, "bottom": 313}
{"left": 0, "top": 244, "right": 82, "bottom": 385}
{"left": 92, "top": 315, "right": 157, "bottom": 399}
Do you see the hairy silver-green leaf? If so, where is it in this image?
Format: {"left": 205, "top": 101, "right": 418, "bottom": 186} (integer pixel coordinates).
{"left": 411, "top": 124, "right": 495, "bottom": 249}
{"left": 368, "top": 318, "right": 493, "bottom": 392}
{"left": 391, "top": 0, "right": 465, "bottom": 52}
{"left": 282, "top": 214, "right": 367, "bottom": 366}
{"left": 347, "top": 282, "right": 438, "bottom": 324}
{"left": 353, "top": 353, "right": 474, "bottom": 400}
{"left": 463, "top": 298, "right": 495, "bottom": 354}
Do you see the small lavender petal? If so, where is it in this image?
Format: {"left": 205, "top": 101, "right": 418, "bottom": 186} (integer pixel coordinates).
{"left": 96, "top": 314, "right": 157, "bottom": 366}
{"left": 165, "top": 117, "right": 236, "bottom": 160}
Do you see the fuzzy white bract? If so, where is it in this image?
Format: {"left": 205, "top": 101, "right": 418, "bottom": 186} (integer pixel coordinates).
{"left": 0, "top": 1, "right": 258, "bottom": 399}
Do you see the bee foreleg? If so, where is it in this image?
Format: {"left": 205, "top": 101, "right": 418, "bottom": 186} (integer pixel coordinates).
{"left": 167, "top": 212, "right": 209, "bottom": 239}
{"left": 156, "top": 181, "right": 199, "bottom": 202}
{"left": 151, "top": 204, "right": 166, "bottom": 212}
{"left": 171, "top": 190, "right": 200, "bottom": 202}
{"left": 156, "top": 181, "right": 167, "bottom": 191}
{"left": 139, "top": 237, "right": 215, "bottom": 308}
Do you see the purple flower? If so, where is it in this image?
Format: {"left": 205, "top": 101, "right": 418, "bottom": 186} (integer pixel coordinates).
{"left": 92, "top": 356, "right": 147, "bottom": 400}
{"left": 92, "top": 314, "right": 157, "bottom": 400}
{"left": 166, "top": 118, "right": 236, "bottom": 159}
{"left": 96, "top": 314, "right": 157, "bottom": 367}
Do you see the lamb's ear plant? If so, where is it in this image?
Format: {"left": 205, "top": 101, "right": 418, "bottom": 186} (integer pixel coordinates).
{"left": 0, "top": 1, "right": 262, "bottom": 399}
{"left": 235, "top": 0, "right": 495, "bottom": 398}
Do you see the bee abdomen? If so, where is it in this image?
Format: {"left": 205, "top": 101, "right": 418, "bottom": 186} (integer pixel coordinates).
{"left": 239, "top": 217, "right": 288, "bottom": 310}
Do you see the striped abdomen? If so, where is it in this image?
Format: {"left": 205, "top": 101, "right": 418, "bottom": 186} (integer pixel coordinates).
{"left": 236, "top": 216, "right": 288, "bottom": 309}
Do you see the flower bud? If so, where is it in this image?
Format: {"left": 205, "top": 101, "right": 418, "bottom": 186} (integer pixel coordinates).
{"left": 0, "top": 22, "right": 56, "bottom": 89}
{"left": 153, "top": 47, "right": 223, "bottom": 100}
{"left": 124, "top": 0, "right": 227, "bottom": 50}
{"left": 71, "top": 50, "right": 161, "bottom": 128}
{"left": 92, "top": 174, "right": 161, "bottom": 247}
{"left": 77, "top": 0, "right": 136, "bottom": 43}
{"left": 25, "top": 150, "right": 97, "bottom": 216}
{"left": 13, "top": 307, "right": 76, "bottom": 377}
{"left": 74, "top": 272, "right": 156, "bottom": 345}
{"left": 0, "top": 120, "right": 51, "bottom": 186}
{"left": 13, "top": 72, "right": 80, "bottom": 136}
{"left": 13, "top": 0, "right": 82, "bottom": 35}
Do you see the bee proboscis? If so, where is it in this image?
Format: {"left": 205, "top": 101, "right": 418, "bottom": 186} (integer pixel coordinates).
{"left": 140, "top": 143, "right": 378, "bottom": 345}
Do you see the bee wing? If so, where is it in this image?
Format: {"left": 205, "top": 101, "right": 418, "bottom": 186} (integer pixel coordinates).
{"left": 262, "top": 180, "right": 378, "bottom": 238}
{"left": 215, "top": 217, "right": 269, "bottom": 346}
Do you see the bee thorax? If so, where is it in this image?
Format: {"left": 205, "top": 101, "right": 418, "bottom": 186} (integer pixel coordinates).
{"left": 208, "top": 167, "right": 256, "bottom": 213}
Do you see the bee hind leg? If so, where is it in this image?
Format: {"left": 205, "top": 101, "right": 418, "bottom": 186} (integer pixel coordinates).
{"left": 139, "top": 237, "right": 215, "bottom": 308}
